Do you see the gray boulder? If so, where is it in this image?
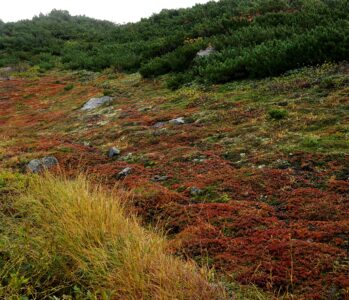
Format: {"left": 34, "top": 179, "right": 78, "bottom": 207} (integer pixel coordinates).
{"left": 153, "top": 121, "right": 167, "bottom": 128}
{"left": 27, "top": 156, "right": 59, "bottom": 173}
{"left": 193, "top": 157, "right": 206, "bottom": 163}
{"left": 0, "top": 67, "right": 13, "bottom": 73}
{"left": 153, "top": 117, "right": 185, "bottom": 128}
{"left": 169, "top": 117, "right": 185, "bottom": 125}
{"left": 196, "top": 46, "right": 215, "bottom": 58}
{"left": 275, "top": 159, "right": 291, "bottom": 170}
{"left": 27, "top": 159, "right": 42, "bottom": 173}
{"left": 116, "top": 167, "right": 133, "bottom": 179}
{"left": 151, "top": 175, "right": 168, "bottom": 182}
{"left": 81, "top": 96, "right": 113, "bottom": 111}
{"left": 108, "top": 147, "right": 121, "bottom": 158}
{"left": 0, "top": 67, "right": 13, "bottom": 81}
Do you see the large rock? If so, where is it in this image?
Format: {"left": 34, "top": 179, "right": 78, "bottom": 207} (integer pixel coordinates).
{"left": 0, "top": 67, "right": 14, "bottom": 80}
{"left": 81, "top": 96, "right": 113, "bottom": 111}
{"left": 108, "top": 147, "right": 121, "bottom": 158}
{"left": 153, "top": 117, "right": 185, "bottom": 128}
{"left": 196, "top": 46, "right": 215, "bottom": 58}
{"left": 169, "top": 117, "right": 185, "bottom": 125}
{"left": 153, "top": 121, "right": 167, "bottom": 128}
{"left": 116, "top": 167, "right": 133, "bottom": 179}
{"left": 0, "top": 67, "right": 13, "bottom": 73}
{"left": 151, "top": 175, "right": 168, "bottom": 182}
{"left": 27, "top": 156, "right": 59, "bottom": 173}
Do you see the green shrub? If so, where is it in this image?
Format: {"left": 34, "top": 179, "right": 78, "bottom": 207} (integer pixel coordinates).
{"left": 140, "top": 42, "right": 205, "bottom": 78}
{"left": 64, "top": 84, "right": 74, "bottom": 91}
{"left": 140, "top": 57, "right": 170, "bottom": 78}
{"left": 35, "top": 53, "right": 57, "bottom": 71}
{"left": 103, "top": 89, "right": 113, "bottom": 96}
{"left": 302, "top": 135, "right": 320, "bottom": 148}
{"left": 319, "top": 76, "right": 336, "bottom": 89}
{"left": 166, "top": 73, "right": 193, "bottom": 90}
{"left": 1, "top": 0, "right": 348, "bottom": 86}
{"left": 198, "top": 20, "right": 349, "bottom": 83}
{"left": 268, "top": 108, "right": 288, "bottom": 120}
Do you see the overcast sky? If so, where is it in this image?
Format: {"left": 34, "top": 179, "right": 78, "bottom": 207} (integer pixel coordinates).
{"left": 1, "top": 0, "right": 216, "bottom": 23}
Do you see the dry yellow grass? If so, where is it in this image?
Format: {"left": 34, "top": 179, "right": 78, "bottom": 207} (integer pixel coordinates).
{"left": 0, "top": 173, "right": 226, "bottom": 299}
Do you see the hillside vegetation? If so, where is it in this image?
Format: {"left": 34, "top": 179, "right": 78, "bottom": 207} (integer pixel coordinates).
{"left": 0, "top": 61, "right": 348, "bottom": 299}
{"left": 0, "top": 0, "right": 349, "bottom": 299}
{"left": 0, "top": 0, "right": 348, "bottom": 87}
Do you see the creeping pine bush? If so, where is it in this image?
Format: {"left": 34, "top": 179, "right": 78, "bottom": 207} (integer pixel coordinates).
{"left": 166, "top": 72, "right": 194, "bottom": 90}
{"left": 1, "top": 0, "right": 348, "bottom": 86}
{"left": 64, "top": 84, "right": 74, "bottom": 91}
{"left": 268, "top": 109, "right": 288, "bottom": 120}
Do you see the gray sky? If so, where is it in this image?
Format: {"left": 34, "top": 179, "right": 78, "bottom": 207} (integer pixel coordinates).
{"left": 1, "top": 0, "right": 215, "bottom": 23}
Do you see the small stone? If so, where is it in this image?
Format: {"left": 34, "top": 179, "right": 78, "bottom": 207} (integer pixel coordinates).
{"left": 108, "top": 147, "right": 121, "bottom": 158}
{"left": 259, "top": 195, "right": 268, "bottom": 201}
{"left": 189, "top": 187, "right": 203, "bottom": 196}
{"left": 153, "top": 121, "right": 167, "bottom": 128}
{"left": 27, "top": 156, "right": 59, "bottom": 173}
{"left": 193, "top": 158, "right": 204, "bottom": 163}
{"left": 116, "top": 167, "right": 133, "bottom": 179}
{"left": 275, "top": 159, "right": 291, "bottom": 169}
{"left": 151, "top": 175, "right": 168, "bottom": 182}
{"left": 169, "top": 117, "right": 185, "bottom": 125}
{"left": 138, "top": 106, "right": 152, "bottom": 112}
{"left": 193, "top": 156, "right": 206, "bottom": 163}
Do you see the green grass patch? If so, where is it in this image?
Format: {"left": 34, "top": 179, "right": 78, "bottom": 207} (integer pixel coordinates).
{"left": 268, "top": 109, "right": 288, "bottom": 120}
{"left": 64, "top": 84, "right": 74, "bottom": 91}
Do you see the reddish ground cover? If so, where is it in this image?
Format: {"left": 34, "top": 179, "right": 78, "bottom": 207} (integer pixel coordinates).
{"left": 0, "top": 67, "right": 348, "bottom": 299}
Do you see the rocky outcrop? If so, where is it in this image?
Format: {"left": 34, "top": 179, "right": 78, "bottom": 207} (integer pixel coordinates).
{"left": 108, "top": 147, "right": 121, "bottom": 158}
{"left": 81, "top": 96, "right": 113, "bottom": 111}
{"left": 27, "top": 156, "right": 59, "bottom": 173}
{"left": 116, "top": 167, "right": 133, "bottom": 179}
{"left": 0, "top": 67, "right": 14, "bottom": 80}
{"left": 196, "top": 46, "right": 215, "bottom": 58}
{"left": 169, "top": 117, "right": 185, "bottom": 125}
{"left": 153, "top": 117, "right": 186, "bottom": 128}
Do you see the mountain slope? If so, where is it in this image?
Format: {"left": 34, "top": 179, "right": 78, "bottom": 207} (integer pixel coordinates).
{"left": 0, "top": 0, "right": 349, "bottom": 298}
{"left": 0, "top": 62, "right": 348, "bottom": 299}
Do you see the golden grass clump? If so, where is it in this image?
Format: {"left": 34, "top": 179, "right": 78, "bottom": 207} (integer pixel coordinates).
{"left": 0, "top": 174, "right": 226, "bottom": 299}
